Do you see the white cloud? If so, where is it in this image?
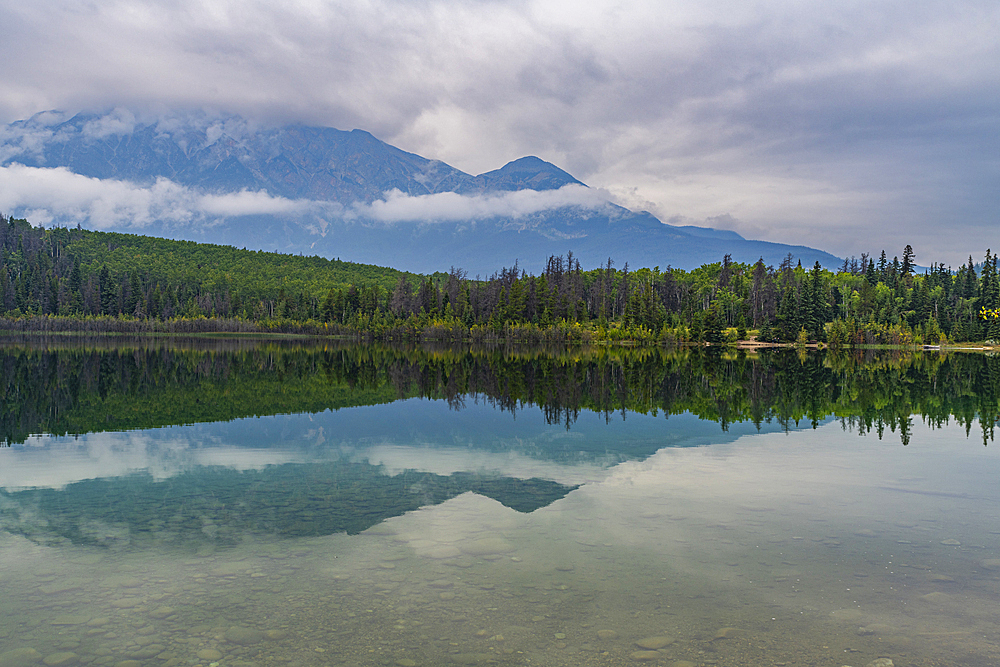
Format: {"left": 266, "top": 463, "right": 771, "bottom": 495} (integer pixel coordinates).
{"left": 199, "top": 189, "right": 324, "bottom": 217}
{"left": 0, "top": 120, "right": 57, "bottom": 163}
{"left": 0, "top": 431, "right": 312, "bottom": 491}
{"left": 81, "top": 107, "right": 137, "bottom": 139}
{"left": 354, "top": 184, "right": 611, "bottom": 223}
{"left": 0, "top": 164, "right": 610, "bottom": 230}
{"left": 0, "top": 163, "right": 328, "bottom": 229}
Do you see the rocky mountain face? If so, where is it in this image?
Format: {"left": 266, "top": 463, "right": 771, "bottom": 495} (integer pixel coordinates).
{"left": 4, "top": 114, "right": 477, "bottom": 200}
{"left": 0, "top": 111, "right": 841, "bottom": 273}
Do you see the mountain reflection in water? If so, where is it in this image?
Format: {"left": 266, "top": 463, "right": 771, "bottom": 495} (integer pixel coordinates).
{"left": 0, "top": 459, "right": 577, "bottom": 548}
{"left": 2, "top": 339, "right": 1000, "bottom": 667}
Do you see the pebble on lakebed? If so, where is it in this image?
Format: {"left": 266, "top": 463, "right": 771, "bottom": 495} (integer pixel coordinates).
{"left": 224, "top": 627, "right": 264, "bottom": 645}
{"left": 0, "top": 649, "right": 43, "bottom": 667}
{"left": 41, "top": 653, "right": 78, "bottom": 667}
{"left": 196, "top": 650, "right": 223, "bottom": 661}
{"left": 629, "top": 651, "right": 662, "bottom": 661}
{"left": 635, "top": 636, "right": 674, "bottom": 649}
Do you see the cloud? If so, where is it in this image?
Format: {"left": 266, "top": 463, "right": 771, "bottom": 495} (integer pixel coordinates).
{"left": 0, "top": 163, "right": 331, "bottom": 229}
{"left": 354, "top": 184, "right": 611, "bottom": 223}
{"left": 0, "top": 164, "right": 610, "bottom": 230}
{"left": 81, "top": 107, "right": 137, "bottom": 139}
{"left": 1, "top": 431, "right": 315, "bottom": 491}
{"left": 0, "top": 0, "right": 996, "bottom": 264}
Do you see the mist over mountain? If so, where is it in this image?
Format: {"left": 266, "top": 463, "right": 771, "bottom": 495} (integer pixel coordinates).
{"left": 0, "top": 110, "right": 841, "bottom": 274}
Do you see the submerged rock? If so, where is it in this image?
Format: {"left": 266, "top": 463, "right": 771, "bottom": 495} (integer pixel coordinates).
{"left": 49, "top": 615, "right": 91, "bottom": 626}
{"left": 224, "top": 627, "right": 264, "bottom": 645}
{"left": 127, "top": 646, "right": 163, "bottom": 660}
{"left": 41, "top": 653, "right": 78, "bottom": 667}
{"left": 148, "top": 606, "right": 175, "bottom": 619}
{"left": 0, "top": 648, "right": 43, "bottom": 667}
{"left": 196, "top": 650, "right": 223, "bottom": 661}
{"left": 629, "top": 651, "right": 661, "bottom": 661}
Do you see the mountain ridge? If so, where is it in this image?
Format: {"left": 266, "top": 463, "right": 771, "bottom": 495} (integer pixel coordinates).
{"left": 0, "top": 110, "right": 843, "bottom": 273}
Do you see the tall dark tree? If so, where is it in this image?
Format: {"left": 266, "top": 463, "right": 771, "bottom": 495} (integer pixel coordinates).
{"left": 901, "top": 244, "right": 915, "bottom": 279}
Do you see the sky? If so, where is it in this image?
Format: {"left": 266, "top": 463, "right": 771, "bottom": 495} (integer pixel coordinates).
{"left": 0, "top": 0, "right": 997, "bottom": 266}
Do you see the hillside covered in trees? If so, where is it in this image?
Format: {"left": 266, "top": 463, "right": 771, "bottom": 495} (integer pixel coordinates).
{"left": 0, "top": 214, "right": 427, "bottom": 322}
{"left": 0, "top": 214, "right": 995, "bottom": 346}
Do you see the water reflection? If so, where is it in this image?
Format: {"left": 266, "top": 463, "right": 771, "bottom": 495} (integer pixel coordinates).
{"left": 2, "top": 339, "right": 1000, "bottom": 667}
{"left": 3, "top": 338, "right": 1000, "bottom": 447}
{"left": 0, "top": 402, "right": 765, "bottom": 550}
{"left": 2, "top": 420, "right": 999, "bottom": 667}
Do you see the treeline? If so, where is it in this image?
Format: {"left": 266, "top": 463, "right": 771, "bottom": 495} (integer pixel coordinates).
{"left": 2, "top": 340, "right": 999, "bottom": 447}
{"left": 373, "top": 248, "right": 997, "bottom": 345}
{"left": 0, "top": 214, "right": 996, "bottom": 345}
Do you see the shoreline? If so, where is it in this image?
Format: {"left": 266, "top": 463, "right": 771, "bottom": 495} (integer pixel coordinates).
{"left": 0, "top": 327, "right": 994, "bottom": 353}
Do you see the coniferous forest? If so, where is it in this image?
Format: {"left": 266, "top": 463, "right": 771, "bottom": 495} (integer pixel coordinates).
{"left": 0, "top": 213, "right": 997, "bottom": 346}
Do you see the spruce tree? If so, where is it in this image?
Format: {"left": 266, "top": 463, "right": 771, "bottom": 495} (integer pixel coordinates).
{"left": 901, "top": 245, "right": 915, "bottom": 278}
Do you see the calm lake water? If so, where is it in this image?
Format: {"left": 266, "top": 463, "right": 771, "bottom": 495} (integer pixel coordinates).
{"left": 2, "top": 340, "right": 1000, "bottom": 667}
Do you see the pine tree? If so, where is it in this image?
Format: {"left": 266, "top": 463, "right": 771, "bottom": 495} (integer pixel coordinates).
{"left": 703, "top": 304, "right": 723, "bottom": 343}
{"left": 776, "top": 282, "right": 801, "bottom": 342}
{"left": 806, "top": 261, "right": 828, "bottom": 340}
{"left": 865, "top": 259, "right": 876, "bottom": 285}
{"left": 980, "top": 250, "right": 998, "bottom": 310}
{"left": 99, "top": 265, "right": 117, "bottom": 315}
{"left": 901, "top": 244, "right": 915, "bottom": 278}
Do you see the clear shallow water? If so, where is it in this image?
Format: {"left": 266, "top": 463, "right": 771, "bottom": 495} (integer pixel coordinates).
{"left": 2, "top": 398, "right": 1000, "bottom": 666}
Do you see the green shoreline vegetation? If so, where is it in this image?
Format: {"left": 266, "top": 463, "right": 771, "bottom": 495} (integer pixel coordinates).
{"left": 0, "top": 213, "right": 997, "bottom": 346}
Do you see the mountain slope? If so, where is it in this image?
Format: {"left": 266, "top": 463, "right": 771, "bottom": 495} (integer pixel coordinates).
{"left": 4, "top": 113, "right": 478, "bottom": 201}
{"left": 0, "top": 111, "right": 842, "bottom": 273}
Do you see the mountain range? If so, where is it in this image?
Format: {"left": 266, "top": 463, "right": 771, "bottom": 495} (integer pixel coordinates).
{"left": 0, "top": 111, "right": 841, "bottom": 274}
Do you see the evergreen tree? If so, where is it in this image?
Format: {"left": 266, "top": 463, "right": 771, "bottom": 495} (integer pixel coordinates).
{"left": 805, "top": 261, "right": 828, "bottom": 340}
{"left": 776, "top": 281, "right": 801, "bottom": 342}
{"left": 980, "top": 250, "right": 998, "bottom": 310}
{"left": 901, "top": 244, "right": 915, "bottom": 279}
{"left": 99, "top": 265, "right": 117, "bottom": 314}
{"left": 865, "top": 259, "right": 877, "bottom": 285}
{"left": 703, "top": 304, "right": 723, "bottom": 343}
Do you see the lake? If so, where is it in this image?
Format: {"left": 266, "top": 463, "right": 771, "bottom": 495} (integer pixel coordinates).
{"left": 1, "top": 339, "right": 999, "bottom": 667}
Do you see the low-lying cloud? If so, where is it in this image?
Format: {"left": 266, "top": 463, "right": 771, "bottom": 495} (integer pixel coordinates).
{"left": 0, "top": 163, "right": 328, "bottom": 229}
{"left": 0, "top": 164, "right": 612, "bottom": 230}
{"left": 354, "top": 184, "right": 611, "bottom": 223}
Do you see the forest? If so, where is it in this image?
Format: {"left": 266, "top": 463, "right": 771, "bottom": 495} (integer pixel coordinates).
{"left": 0, "top": 213, "right": 996, "bottom": 346}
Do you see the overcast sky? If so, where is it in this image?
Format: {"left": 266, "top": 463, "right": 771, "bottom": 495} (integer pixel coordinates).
{"left": 0, "top": 0, "right": 997, "bottom": 266}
